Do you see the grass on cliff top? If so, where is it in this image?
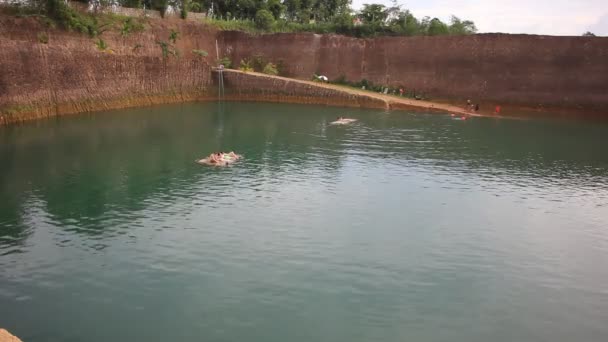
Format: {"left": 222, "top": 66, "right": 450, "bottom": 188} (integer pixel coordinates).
{"left": 204, "top": 18, "right": 368, "bottom": 36}
{"left": 1, "top": 2, "right": 146, "bottom": 37}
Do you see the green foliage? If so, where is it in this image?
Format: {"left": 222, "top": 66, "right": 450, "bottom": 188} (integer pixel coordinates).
{"left": 582, "top": 31, "right": 596, "bottom": 37}
{"left": 275, "top": 59, "right": 286, "bottom": 75}
{"left": 121, "top": 17, "right": 145, "bottom": 36}
{"left": 15, "top": 0, "right": 475, "bottom": 39}
{"left": 255, "top": 9, "right": 275, "bottom": 30}
{"left": 267, "top": 0, "right": 285, "bottom": 20}
{"left": 37, "top": 32, "right": 49, "bottom": 44}
{"left": 46, "top": 0, "right": 98, "bottom": 36}
{"left": 169, "top": 29, "right": 179, "bottom": 43}
{"left": 95, "top": 38, "right": 108, "bottom": 51}
{"left": 359, "top": 4, "right": 388, "bottom": 25}
{"left": 427, "top": 18, "right": 449, "bottom": 36}
{"left": 192, "top": 49, "right": 208, "bottom": 57}
{"left": 448, "top": 16, "right": 477, "bottom": 35}
{"left": 332, "top": 12, "right": 353, "bottom": 33}
{"left": 239, "top": 59, "right": 253, "bottom": 72}
{"left": 181, "top": 0, "right": 190, "bottom": 19}
{"left": 262, "top": 62, "right": 278, "bottom": 75}
{"left": 252, "top": 55, "right": 265, "bottom": 72}
{"left": 157, "top": 40, "right": 178, "bottom": 58}
{"left": 205, "top": 18, "right": 257, "bottom": 32}
{"left": 205, "top": 8, "right": 475, "bottom": 38}
{"left": 218, "top": 56, "right": 232, "bottom": 68}
{"left": 157, "top": 41, "right": 169, "bottom": 58}
{"left": 189, "top": 2, "right": 203, "bottom": 13}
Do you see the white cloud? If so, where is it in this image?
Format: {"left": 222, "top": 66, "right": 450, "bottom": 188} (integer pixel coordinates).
{"left": 351, "top": 0, "right": 608, "bottom": 35}
{"left": 587, "top": 13, "right": 608, "bottom": 35}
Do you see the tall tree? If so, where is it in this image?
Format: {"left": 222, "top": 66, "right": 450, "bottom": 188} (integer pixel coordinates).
{"left": 448, "top": 15, "right": 477, "bottom": 35}
{"left": 427, "top": 17, "right": 448, "bottom": 35}
{"left": 388, "top": 9, "right": 420, "bottom": 35}
{"left": 266, "top": 0, "right": 284, "bottom": 19}
{"left": 359, "top": 4, "right": 387, "bottom": 24}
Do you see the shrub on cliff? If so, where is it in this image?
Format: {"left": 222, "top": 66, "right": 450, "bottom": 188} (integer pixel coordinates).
{"left": 192, "top": 49, "right": 208, "bottom": 57}
{"left": 45, "top": 0, "right": 97, "bottom": 36}
{"left": 262, "top": 63, "right": 279, "bottom": 76}
{"left": 239, "top": 59, "right": 254, "bottom": 72}
{"left": 252, "top": 55, "right": 266, "bottom": 72}
{"left": 120, "top": 17, "right": 145, "bottom": 36}
{"left": 96, "top": 38, "right": 108, "bottom": 51}
{"left": 37, "top": 32, "right": 49, "bottom": 44}
{"left": 169, "top": 29, "right": 180, "bottom": 43}
{"left": 218, "top": 57, "right": 233, "bottom": 69}
{"left": 157, "top": 41, "right": 179, "bottom": 58}
{"left": 255, "top": 10, "right": 275, "bottom": 30}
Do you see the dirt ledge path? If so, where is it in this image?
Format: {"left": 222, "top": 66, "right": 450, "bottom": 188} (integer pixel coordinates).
{"left": 221, "top": 69, "right": 479, "bottom": 117}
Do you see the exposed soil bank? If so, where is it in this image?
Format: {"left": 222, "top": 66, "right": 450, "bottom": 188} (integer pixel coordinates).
{"left": 0, "top": 14, "right": 215, "bottom": 125}
{"left": 2, "top": 13, "right": 608, "bottom": 125}
{"left": 221, "top": 31, "right": 608, "bottom": 113}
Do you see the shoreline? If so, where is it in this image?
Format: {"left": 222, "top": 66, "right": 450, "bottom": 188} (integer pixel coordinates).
{"left": 0, "top": 70, "right": 481, "bottom": 126}
{"left": 1, "top": 70, "right": 604, "bottom": 126}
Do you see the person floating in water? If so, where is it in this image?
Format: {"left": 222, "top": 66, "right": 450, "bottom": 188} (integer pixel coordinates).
{"left": 331, "top": 117, "right": 357, "bottom": 125}
{"left": 197, "top": 151, "right": 241, "bottom": 166}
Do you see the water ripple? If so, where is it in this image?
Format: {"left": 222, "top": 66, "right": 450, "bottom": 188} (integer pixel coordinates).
{"left": 1, "top": 103, "right": 608, "bottom": 342}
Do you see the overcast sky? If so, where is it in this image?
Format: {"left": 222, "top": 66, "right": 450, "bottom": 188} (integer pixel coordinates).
{"left": 351, "top": 0, "right": 608, "bottom": 36}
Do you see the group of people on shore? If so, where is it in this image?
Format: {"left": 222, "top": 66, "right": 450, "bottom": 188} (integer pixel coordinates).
{"left": 465, "top": 99, "right": 502, "bottom": 115}
{"left": 197, "top": 151, "right": 241, "bottom": 166}
{"left": 466, "top": 99, "right": 480, "bottom": 112}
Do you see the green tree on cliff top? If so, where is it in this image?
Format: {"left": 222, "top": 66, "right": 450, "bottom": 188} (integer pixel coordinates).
{"left": 20, "top": 0, "right": 478, "bottom": 38}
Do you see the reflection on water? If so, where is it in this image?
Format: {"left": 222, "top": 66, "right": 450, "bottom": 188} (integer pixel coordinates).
{"left": 1, "top": 102, "right": 608, "bottom": 342}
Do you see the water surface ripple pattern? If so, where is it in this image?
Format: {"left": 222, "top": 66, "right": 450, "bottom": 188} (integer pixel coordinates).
{"left": 1, "top": 102, "right": 608, "bottom": 342}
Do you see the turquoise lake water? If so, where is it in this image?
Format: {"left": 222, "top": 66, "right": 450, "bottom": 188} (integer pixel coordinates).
{"left": 1, "top": 102, "right": 607, "bottom": 342}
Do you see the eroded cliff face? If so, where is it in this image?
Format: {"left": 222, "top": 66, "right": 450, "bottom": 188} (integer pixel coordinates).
{"left": 220, "top": 31, "right": 608, "bottom": 112}
{"left": 1, "top": 14, "right": 607, "bottom": 125}
{"left": 0, "top": 15, "right": 216, "bottom": 124}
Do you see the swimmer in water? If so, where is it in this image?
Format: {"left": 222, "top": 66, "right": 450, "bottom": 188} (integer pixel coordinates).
{"left": 331, "top": 117, "right": 357, "bottom": 125}
{"left": 208, "top": 153, "right": 221, "bottom": 164}
{"left": 197, "top": 151, "right": 241, "bottom": 166}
